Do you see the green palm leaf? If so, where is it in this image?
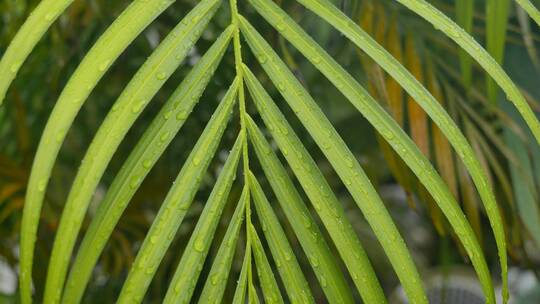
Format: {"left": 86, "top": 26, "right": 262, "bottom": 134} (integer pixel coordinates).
{"left": 515, "top": 0, "right": 540, "bottom": 26}
{"left": 249, "top": 224, "right": 285, "bottom": 304}
{"left": 19, "top": 1, "right": 175, "bottom": 302}
{"left": 246, "top": 119, "right": 354, "bottom": 303}
{"left": 393, "top": 0, "right": 540, "bottom": 142}
{"left": 243, "top": 68, "right": 385, "bottom": 303}
{"left": 239, "top": 16, "right": 428, "bottom": 303}
{"left": 162, "top": 134, "right": 243, "bottom": 304}
{"left": 232, "top": 243, "right": 251, "bottom": 304}
{"left": 61, "top": 26, "right": 235, "bottom": 303}
{"left": 485, "top": 0, "right": 511, "bottom": 104}
{"left": 48, "top": 2, "right": 221, "bottom": 301}
{"left": 197, "top": 188, "right": 247, "bottom": 303}
{"left": 456, "top": 0, "right": 474, "bottom": 88}
{"left": 292, "top": 1, "right": 519, "bottom": 301}
{"left": 248, "top": 171, "right": 314, "bottom": 304}
{"left": 116, "top": 78, "right": 238, "bottom": 302}
{"left": 0, "top": 0, "right": 75, "bottom": 106}
{"left": 242, "top": 1, "right": 496, "bottom": 302}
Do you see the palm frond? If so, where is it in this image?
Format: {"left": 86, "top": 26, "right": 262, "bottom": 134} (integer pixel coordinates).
{"left": 250, "top": 224, "right": 285, "bottom": 304}
{"left": 2, "top": 0, "right": 540, "bottom": 303}
{"left": 515, "top": 0, "right": 540, "bottom": 27}
{"left": 248, "top": 171, "right": 314, "bottom": 303}
{"left": 197, "top": 188, "right": 247, "bottom": 303}
{"left": 244, "top": 66, "right": 386, "bottom": 302}
{"left": 20, "top": 1, "right": 175, "bottom": 302}
{"left": 0, "top": 0, "right": 75, "bottom": 106}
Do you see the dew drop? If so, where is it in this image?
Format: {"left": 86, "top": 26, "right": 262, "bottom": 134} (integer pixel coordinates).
{"left": 320, "top": 275, "right": 327, "bottom": 287}
{"left": 44, "top": 12, "right": 55, "bottom": 21}
{"left": 258, "top": 55, "right": 267, "bottom": 64}
{"left": 194, "top": 240, "right": 204, "bottom": 252}
{"left": 156, "top": 72, "right": 167, "bottom": 80}
{"left": 98, "top": 59, "right": 111, "bottom": 72}
{"left": 142, "top": 159, "right": 152, "bottom": 169}
{"left": 9, "top": 63, "right": 20, "bottom": 73}
{"left": 176, "top": 110, "right": 188, "bottom": 121}
{"left": 132, "top": 102, "right": 143, "bottom": 114}
{"left": 160, "top": 131, "right": 170, "bottom": 142}
{"left": 38, "top": 179, "right": 47, "bottom": 192}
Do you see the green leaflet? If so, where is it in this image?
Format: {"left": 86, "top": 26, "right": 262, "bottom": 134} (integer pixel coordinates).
{"left": 249, "top": 224, "right": 285, "bottom": 304}
{"left": 22, "top": 1, "right": 175, "bottom": 302}
{"left": 239, "top": 16, "right": 427, "bottom": 304}
{"left": 243, "top": 64, "right": 385, "bottom": 303}
{"left": 49, "top": 2, "right": 220, "bottom": 301}
{"left": 232, "top": 244, "right": 251, "bottom": 304}
{"left": 114, "top": 76, "right": 238, "bottom": 303}
{"left": 162, "top": 134, "right": 243, "bottom": 304}
{"left": 197, "top": 188, "right": 247, "bottom": 304}
{"left": 486, "top": 0, "right": 511, "bottom": 104}
{"left": 456, "top": 0, "right": 474, "bottom": 88}
{"left": 62, "top": 27, "right": 235, "bottom": 304}
{"left": 389, "top": 1, "right": 540, "bottom": 300}
{"left": 408, "top": 0, "right": 534, "bottom": 138}
{"left": 507, "top": 138, "right": 540, "bottom": 244}
{"left": 249, "top": 265, "right": 261, "bottom": 304}
{"left": 243, "top": 2, "right": 493, "bottom": 302}
{"left": 516, "top": 4, "right": 540, "bottom": 69}
{"left": 295, "top": 0, "right": 515, "bottom": 301}
{"left": 246, "top": 121, "right": 354, "bottom": 304}
{"left": 515, "top": 0, "right": 540, "bottom": 27}
{"left": 502, "top": 102, "right": 540, "bottom": 249}
{"left": 248, "top": 171, "right": 314, "bottom": 304}
{"left": 0, "top": 0, "right": 75, "bottom": 106}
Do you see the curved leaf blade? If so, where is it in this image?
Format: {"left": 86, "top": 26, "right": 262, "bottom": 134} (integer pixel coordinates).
{"left": 232, "top": 244, "right": 251, "bottom": 304}
{"left": 515, "top": 0, "right": 540, "bottom": 27}
{"left": 293, "top": 1, "right": 510, "bottom": 301}
{"left": 22, "top": 1, "right": 175, "bottom": 302}
{"left": 456, "top": 0, "right": 474, "bottom": 88}
{"left": 50, "top": 2, "right": 220, "bottom": 301}
{"left": 249, "top": 224, "right": 284, "bottom": 304}
{"left": 399, "top": 0, "right": 540, "bottom": 144}
{"left": 162, "top": 134, "right": 243, "bottom": 304}
{"left": 115, "top": 79, "right": 238, "bottom": 303}
{"left": 0, "top": 0, "right": 75, "bottom": 106}
{"left": 247, "top": 172, "right": 314, "bottom": 304}
{"left": 246, "top": 122, "right": 354, "bottom": 303}
{"left": 239, "top": 16, "right": 427, "bottom": 304}
{"left": 197, "top": 187, "right": 247, "bottom": 304}
{"left": 62, "top": 27, "right": 235, "bottom": 303}
{"left": 485, "top": 0, "right": 510, "bottom": 104}
{"left": 243, "top": 66, "right": 385, "bottom": 303}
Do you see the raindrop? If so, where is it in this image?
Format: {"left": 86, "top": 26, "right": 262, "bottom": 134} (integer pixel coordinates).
{"left": 156, "top": 72, "right": 167, "bottom": 80}
{"left": 9, "top": 63, "right": 20, "bottom": 73}
{"left": 142, "top": 159, "right": 152, "bottom": 169}
{"left": 44, "top": 12, "right": 55, "bottom": 21}
{"left": 194, "top": 240, "right": 204, "bottom": 252}
{"left": 38, "top": 179, "right": 47, "bottom": 192}
{"left": 98, "top": 59, "right": 111, "bottom": 72}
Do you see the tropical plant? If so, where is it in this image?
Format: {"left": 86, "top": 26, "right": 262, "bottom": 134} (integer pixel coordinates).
{"left": 1, "top": 0, "right": 540, "bottom": 303}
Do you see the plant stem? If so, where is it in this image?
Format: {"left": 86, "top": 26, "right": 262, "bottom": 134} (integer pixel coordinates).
{"left": 230, "top": 0, "right": 255, "bottom": 300}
